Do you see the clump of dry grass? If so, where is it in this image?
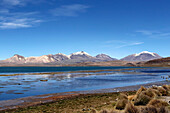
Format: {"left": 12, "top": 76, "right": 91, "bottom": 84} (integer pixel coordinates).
{"left": 162, "top": 85, "right": 169, "bottom": 91}
{"left": 128, "top": 95, "right": 136, "bottom": 101}
{"left": 100, "top": 110, "right": 118, "bottom": 113}
{"left": 134, "top": 92, "right": 152, "bottom": 106}
{"left": 90, "top": 109, "right": 98, "bottom": 113}
{"left": 158, "top": 106, "right": 169, "bottom": 113}
{"left": 100, "top": 110, "right": 108, "bottom": 113}
{"left": 136, "top": 86, "right": 146, "bottom": 95}
{"left": 157, "top": 87, "right": 168, "bottom": 96}
{"left": 142, "top": 88, "right": 157, "bottom": 98}
{"left": 115, "top": 99, "right": 128, "bottom": 110}
{"left": 140, "top": 106, "right": 158, "bottom": 113}
{"left": 152, "top": 86, "right": 168, "bottom": 96}
{"left": 110, "top": 110, "right": 118, "bottom": 113}
{"left": 118, "top": 93, "right": 128, "bottom": 100}
{"left": 148, "top": 99, "right": 169, "bottom": 108}
{"left": 124, "top": 102, "right": 140, "bottom": 113}
{"left": 151, "top": 88, "right": 162, "bottom": 96}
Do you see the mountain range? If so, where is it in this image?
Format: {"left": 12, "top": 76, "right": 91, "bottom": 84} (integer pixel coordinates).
{"left": 0, "top": 51, "right": 162, "bottom": 65}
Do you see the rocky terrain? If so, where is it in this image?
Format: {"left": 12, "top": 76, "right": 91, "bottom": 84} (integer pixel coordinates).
{"left": 141, "top": 57, "right": 170, "bottom": 67}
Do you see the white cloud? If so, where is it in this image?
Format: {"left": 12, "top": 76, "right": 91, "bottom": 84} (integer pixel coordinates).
{"left": 0, "top": 2, "right": 90, "bottom": 29}
{"left": 104, "top": 40, "right": 144, "bottom": 48}
{"left": 136, "top": 30, "right": 161, "bottom": 35}
{"left": 136, "top": 30, "right": 170, "bottom": 38}
{"left": 51, "top": 4, "right": 89, "bottom": 17}
{"left": 2, "top": 0, "right": 20, "bottom": 5}
{"left": 116, "top": 42, "right": 144, "bottom": 48}
{"left": 0, "top": 14, "right": 42, "bottom": 29}
{"left": 0, "top": 22, "right": 31, "bottom": 29}
{"left": 1, "top": 0, "right": 45, "bottom": 6}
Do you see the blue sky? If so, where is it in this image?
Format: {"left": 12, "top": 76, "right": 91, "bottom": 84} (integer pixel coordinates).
{"left": 0, "top": 0, "right": 170, "bottom": 59}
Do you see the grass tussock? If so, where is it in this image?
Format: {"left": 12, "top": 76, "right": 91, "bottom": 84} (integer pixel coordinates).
{"left": 115, "top": 99, "right": 128, "bottom": 110}
{"left": 128, "top": 95, "right": 136, "bottom": 101}
{"left": 162, "top": 85, "right": 170, "bottom": 91}
{"left": 140, "top": 106, "right": 158, "bottom": 113}
{"left": 151, "top": 88, "right": 162, "bottom": 96}
{"left": 148, "top": 99, "right": 169, "bottom": 108}
{"left": 100, "top": 110, "right": 108, "bottom": 113}
{"left": 100, "top": 110, "right": 118, "bottom": 113}
{"left": 90, "top": 109, "right": 98, "bottom": 113}
{"left": 118, "top": 93, "right": 128, "bottom": 100}
{"left": 141, "top": 106, "right": 169, "bottom": 113}
{"left": 142, "top": 88, "right": 157, "bottom": 98}
{"left": 159, "top": 106, "right": 169, "bottom": 113}
{"left": 153, "top": 86, "right": 168, "bottom": 96}
{"left": 124, "top": 102, "right": 140, "bottom": 113}
{"left": 134, "top": 92, "right": 152, "bottom": 106}
{"left": 136, "top": 86, "right": 146, "bottom": 95}
{"left": 115, "top": 93, "right": 128, "bottom": 110}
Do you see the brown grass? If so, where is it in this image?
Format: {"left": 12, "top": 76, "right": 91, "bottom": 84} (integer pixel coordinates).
{"left": 90, "top": 109, "right": 98, "bottom": 113}
{"left": 142, "top": 88, "right": 157, "bottom": 98}
{"left": 151, "top": 88, "right": 162, "bottom": 96}
{"left": 118, "top": 93, "right": 128, "bottom": 100}
{"left": 157, "top": 87, "right": 168, "bottom": 96}
{"left": 140, "top": 106, "right": 158, "bottom": 113}
{"left": 162, "top": 85, "right": 170, "bottom": 91}
{"left": 124, "top": 102, "right": 140, "bottom": 113}
{"left": 148, "top": 99, "right": 169, "bottom": 108}
{"left": 100, "top": 110, "right": 108, "bottom": 113}
{"left": 134, "top": 92, "right": 152, "bottom": 106}
{"left": 128, "top": 95, "right": 136, "bottom": 101}
{"left": 158, "top": 106, "right": 169, "bottom": 113}
{"left": 100, "top": 110, "right": 118, "bottom": 113}
{"left": 136, "top": 86, "right": 146, "bottom": 95}
{"left": 115, "top": 99, "right": 128, "bottom": 110}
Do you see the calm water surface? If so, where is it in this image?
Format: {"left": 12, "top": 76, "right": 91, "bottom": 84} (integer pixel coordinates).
{"left": 0, "top": 67, "right": 169, "bottom": 101}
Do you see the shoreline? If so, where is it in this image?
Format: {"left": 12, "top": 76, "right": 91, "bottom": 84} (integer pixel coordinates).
{"left": 0, "top": 67, "right": 146, "bottom": 76}
{"left": 0, "top": 80, "right": 169, "bottom": 112}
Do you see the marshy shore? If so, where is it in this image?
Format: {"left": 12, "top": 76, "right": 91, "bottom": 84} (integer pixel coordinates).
{"left": 1, "top": 81, "right": 170, "bottom": 113}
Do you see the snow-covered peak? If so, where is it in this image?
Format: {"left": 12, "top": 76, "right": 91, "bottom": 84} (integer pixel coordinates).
{"left": 135, "top": 51, "right": 155, "bottom": 57}
{"left": 57, "top": 53, "right": 68, "bottom": 56}
{"left": 71, "top": 51, "right": 90, "bottom": 56}
{"left": 55, "top": 53, "right": 70, "bottom": 59}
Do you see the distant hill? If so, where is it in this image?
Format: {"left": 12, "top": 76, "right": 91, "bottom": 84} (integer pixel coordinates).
{"left": 0, "top": 51, "right": 167, "bottom": 67}
{"left": 0, "top": 51, "right": 118, "bottom": 66}
{"left": 121, "top": 51, "right": 162, "bottom": 61}
{"left": 142, "top": 57, "right": 170, "bottom": 67}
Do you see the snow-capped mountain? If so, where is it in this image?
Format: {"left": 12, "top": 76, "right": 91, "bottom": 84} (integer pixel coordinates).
{"left": 95, "top": 54, "right": 117, "bottom": 61}
{"left": 53, "top": 53, "right": 70, "bottom": 61}
{"left": 1, "top": 51, "right": 117, "bottom": 65}
{"left": 69, "top": 51, "right": 93, "bottom": 59}
{"left": 121, "top": 51, "right": 162, "bottom": 61}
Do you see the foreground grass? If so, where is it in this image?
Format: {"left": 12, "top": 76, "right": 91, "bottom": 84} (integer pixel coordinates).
{"left": 3, "top": 92, "right": 135, "bottom": 113}
{"left": 2, "top": 85, "right": 170, "bottom": 113}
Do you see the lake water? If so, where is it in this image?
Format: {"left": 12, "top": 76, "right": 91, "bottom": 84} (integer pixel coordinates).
{"left": 0, "top": 67, "right": 169, "bottom": 101}
{"left": 0, "top": 66, "right": 138, "bottom": 74}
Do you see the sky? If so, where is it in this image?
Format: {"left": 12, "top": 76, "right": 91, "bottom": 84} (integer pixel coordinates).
{"left": 0, "top": 0, "right": 170, "bottom": 60}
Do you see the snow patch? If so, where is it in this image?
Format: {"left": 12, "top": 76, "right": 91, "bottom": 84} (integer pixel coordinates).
{"left": 71, "top": 51, "right": 90, "bottom": 56}
{"left": 135, "top": 51, "right": 155, "bottom": 57}
{"left": 57, "top": 53, "right": 70, "bottom": 59}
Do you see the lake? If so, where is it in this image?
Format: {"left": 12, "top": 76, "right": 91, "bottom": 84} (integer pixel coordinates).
{"left": 0, "top": 66, "right": 169, "bottom": 101}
